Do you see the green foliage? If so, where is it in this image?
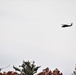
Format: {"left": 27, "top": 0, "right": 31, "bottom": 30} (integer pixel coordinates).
{"left": 13, "top": 60, "right": 41, "bottom": 75}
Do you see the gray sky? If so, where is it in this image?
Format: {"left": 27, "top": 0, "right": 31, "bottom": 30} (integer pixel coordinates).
{"left": 0, "top": 0, "right": 76, "bottom": 75}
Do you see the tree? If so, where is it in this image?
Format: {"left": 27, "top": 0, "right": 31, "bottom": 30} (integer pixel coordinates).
{"left": 72, "top": 64, "right": 76, "bottom": 75}
{"left": 13, "top": 60, "right": 41, "bottom": 75}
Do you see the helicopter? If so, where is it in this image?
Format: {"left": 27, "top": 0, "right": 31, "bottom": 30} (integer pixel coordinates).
{"left": 62, "top": 23, "right": 73, "bottom": 28}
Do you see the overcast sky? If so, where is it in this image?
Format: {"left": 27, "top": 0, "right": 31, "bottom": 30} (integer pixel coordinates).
{"left": 0, "top": 0, "right": 76, "bottom": 75}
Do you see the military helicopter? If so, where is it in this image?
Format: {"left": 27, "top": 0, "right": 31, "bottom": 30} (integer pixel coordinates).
{"left": 62, "top": 23, "right": 73, "bottom": 28}
{"left": 0, "top": 64, "right": 10, "bottom": 71}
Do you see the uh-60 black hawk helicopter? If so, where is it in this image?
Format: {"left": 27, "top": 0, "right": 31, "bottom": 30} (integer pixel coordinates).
{"left": 61, "top": 23, "right": 73, "bottom": 28}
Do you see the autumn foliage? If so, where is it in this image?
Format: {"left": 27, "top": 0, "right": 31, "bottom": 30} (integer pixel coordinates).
{"left": 37, "top": 67, "right": 63, "bottom": 75}
{"left": 0, "top": 60, "right": 63, "bottom": 75}
{"left": 0, "top": 68, "right": 63, "bottom": 75}
{"left": 0, "top": 71, "right": 20, "bottom": 75}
